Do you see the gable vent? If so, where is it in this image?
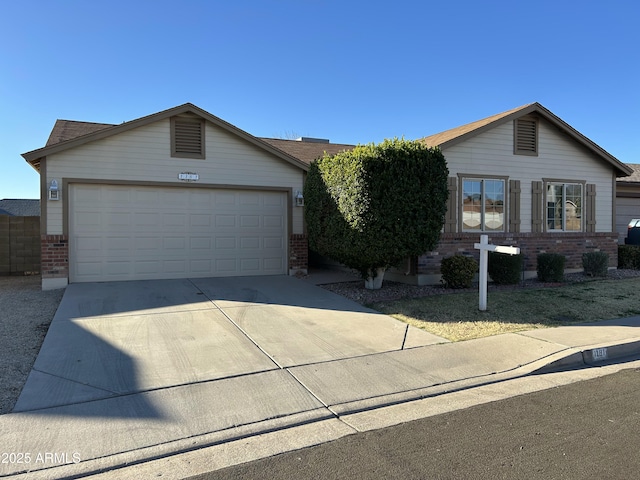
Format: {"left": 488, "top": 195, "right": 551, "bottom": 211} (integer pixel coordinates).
{"left": 514, "top": 118, "right": 537, "bottom": 155}
{"left": 171, "top": 116, "right": 205, "bottom": 158}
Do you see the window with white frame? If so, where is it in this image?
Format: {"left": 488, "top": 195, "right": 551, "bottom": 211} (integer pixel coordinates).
{"left": 461, "top": 178, "right": 505, "bottom": 231}
{"left": 546, "top": 182, "right": 583, "bottom": 231}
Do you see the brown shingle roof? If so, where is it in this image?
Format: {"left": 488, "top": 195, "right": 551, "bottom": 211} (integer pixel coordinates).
{"left": 419, "top": 102, "right": 632, "bottom": 177}
{"left": 421, "top": 103, "right": 535, "bottom": 148}
{"left": 618, "top": 164, "right": 640, "bottom": 182}
{"left": 40, "top": 120, "right": 354, "bottom": 166}
{"left": 46, "top": 120, "right": 115, "bottom": 146}
{"left": 259, "top": 138, "right": 355, "bottom": 165}
{"left": 24, "top": 103, "right": 309, "bottom": 172}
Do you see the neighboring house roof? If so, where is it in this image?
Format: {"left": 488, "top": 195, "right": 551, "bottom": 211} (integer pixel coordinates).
{"left": 617, "top": 163, "right": 640, "bottom": 184}
{"left": 260, "top": 138, "right": 355, "bottom": 165}
{"left": 420, "top": 102, "right": 633, "bottom": 177}
{"left": 0, "top": 199, "right": 40, "bottom": 216}
{"left": 23, "top": 103, "right": 310, "bottom": 172}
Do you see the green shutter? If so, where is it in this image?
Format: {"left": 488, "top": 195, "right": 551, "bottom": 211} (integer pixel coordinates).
{"left": 531, "top": 181, "right": 543, "bottom": 233}
{"left": 444, "top": 177, "right": 458, "bottom": 233}
{"left": 509, "top": 180, "right": 521, "bottom": 233}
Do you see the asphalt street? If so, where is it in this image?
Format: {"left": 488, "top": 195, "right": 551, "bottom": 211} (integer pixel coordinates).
{"left": 191, "top": 366, "right": 640, "bottom": 480}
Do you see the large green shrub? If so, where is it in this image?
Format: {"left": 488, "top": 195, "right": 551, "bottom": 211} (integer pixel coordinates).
{"left": 441, "top": 255, "right": 478, "bottom": 289}
{"left": 618, "top": 245, "right": 640, "bottom": 269}
{"left": 537, "top": 253, "right": 566, "bottom": 282}
{"left": 488, "top": 252, "right": 523, "bottom": 285}
{"left": 582, "top": 251, "right": 609, "bottom": 277}
{"left": 304, "top": 138, "right": 449, "bottom": 283}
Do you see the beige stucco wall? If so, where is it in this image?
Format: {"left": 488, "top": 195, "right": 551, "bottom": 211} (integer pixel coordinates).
{"left": 441, "top": 118, "right": 615, "bottom": 233}
{"left": 43, "top": 119, "right": 306, "bottom": 236}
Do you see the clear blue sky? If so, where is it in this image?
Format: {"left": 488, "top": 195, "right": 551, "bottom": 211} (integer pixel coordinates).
{"left": 2, "top": 0, "right": 639, "bottom": 199}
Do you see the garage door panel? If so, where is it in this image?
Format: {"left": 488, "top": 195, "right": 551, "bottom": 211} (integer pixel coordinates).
{"left": 215, "top": 215, "right": 236, "bottom": 228}
{"left": 240, "top": 215, "right": 260, "bottom": 228}
{"left": 240, "top": 237, "right": 260, "bottom": 249}
{"left": 264, "top": 257, "right": 284, "bottom": 271}
{"left": 134, "top": 189, "right": 160, "bottom": 205}
{"left": 215, "top": 258, "right": 237, "bottom": 272}
{"left": 264, "top": 237, "right": 284, "bottom": 249}
{"left": 76, "top": 262, "right": 103, "bottom": 277}
{"left": 105, "top": 236, "right": 131, "bottom": 253}
{"left": 191, "top": 237, "right": 212, "bottom": 250}
{"left": 215, "top": 191, "right": 236, "bottom": 205}
{"left": 163, "top": 213, "right": 186, "bottom": 228}
{"left": 74, "top": 184, "right": 104, "bottom": 202}
{"left": 163, "top": 237, "right": 186, "bottom": 250}
{"left": 76, "top": 236, "right": 102, "bottom": 252}
{"left": 264, "top": 193, "right": 285, "bottom": 207}
{"left": 135, "top": 236, "right": 162, "bottom": 253}
{"left": 105, "top": 261, "right": 131, "bottom": 276}
{"left": 164, "top": 260, "right": 187, "bottom": 274}
{"left": 191, "top": 259, "right": 212, "bottom": 273}
{"left": 70, "top": 185, "right": 287, "bottom": 282}
{"left": 215, "top": 237, "right": 237, "bottom": 249}
{"left": 240, "top": 258, "right": 260, "bottom": 272}
{"left": 107, "top": 212, "right": 132, "bottom": 228}
{"left": 264, "top": 215, "right": 283, "bottom": 229}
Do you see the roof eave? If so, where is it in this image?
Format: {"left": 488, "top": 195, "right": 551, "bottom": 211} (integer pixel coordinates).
{"left": 435, "top": 102, "right": 631, "bottom": 177}
{"left": 22, "top": 103, "right": 309, "bottom": 172}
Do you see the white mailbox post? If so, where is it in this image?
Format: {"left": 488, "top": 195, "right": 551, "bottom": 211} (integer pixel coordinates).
{"left": 474, "top": 235, "right": 520, "bottom": 311}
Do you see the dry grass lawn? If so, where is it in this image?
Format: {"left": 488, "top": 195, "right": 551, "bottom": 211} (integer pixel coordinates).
{"left": 369, "top": 278, "right": 640, "bottom": 342}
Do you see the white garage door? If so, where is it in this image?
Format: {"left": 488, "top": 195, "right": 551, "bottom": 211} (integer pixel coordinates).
{"left": 616, "top": 197, "right": 640, "bottom": 243}
{"left": 69, "top": 184, "right": 287, "bottom": 282}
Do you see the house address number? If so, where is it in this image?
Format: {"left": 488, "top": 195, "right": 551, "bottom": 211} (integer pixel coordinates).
{"left": 178, "top": 172, "right": 199, "bottom": 182}
{"left": 591, "top": 347, "right": 608, "bottom": 361}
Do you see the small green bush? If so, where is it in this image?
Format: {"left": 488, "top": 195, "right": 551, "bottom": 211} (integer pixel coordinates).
{"left": 618, "top": 245, "right": 640, "bottom": 269}
{"left": 488, "top": 252, "right": 523, "bottom": 285}
{"left": 537, "top": 253, "right": 565, "bottom": 282}
{"left": 582, "top": 251, "right": 609, "bottom": 277}
{"left": 441, "top": 255, "right": 478, "bottom": 289}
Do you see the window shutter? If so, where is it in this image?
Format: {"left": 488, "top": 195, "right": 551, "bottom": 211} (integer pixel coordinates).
{"left": 531, "top": 181, "right": 543, "bottom": 233}
{"left": 171, "top": 117, "right": 205, "bottom": 158}
{"left": 444, "top": 177, "right": 457, "bottom": 233}
{"left": 509, "top": 180, "right": 521, "bottom": 233}
{"left": 585, "top": 183, "right": 596, "bottom": 232}
{"left": 515, "top": 119, "right": 538, "bottom": 155}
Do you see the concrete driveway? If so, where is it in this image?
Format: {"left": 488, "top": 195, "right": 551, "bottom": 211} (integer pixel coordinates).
{"left": 9, "top": 275, "right": 640, "bottom": 477}
{"left": 14, "top": 275, "right": 445, "bottom": 412}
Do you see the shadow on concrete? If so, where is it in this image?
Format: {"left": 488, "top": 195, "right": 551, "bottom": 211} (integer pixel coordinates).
{"left": 14, "top": 317, "right": 166, "bottom": 419}
{"left": 190, "top": 275, "right": 382, "bottom": 314}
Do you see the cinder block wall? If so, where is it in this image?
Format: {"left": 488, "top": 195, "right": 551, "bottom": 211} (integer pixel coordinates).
{"left": 0, "top": 216, "right": 41, "bottom": 275}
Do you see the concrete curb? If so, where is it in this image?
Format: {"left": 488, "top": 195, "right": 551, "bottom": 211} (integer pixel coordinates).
{"left": 26, "top": 340, "right": 640, "bottom": 480}
{"left": 4, "top": 339, "right": 640, "bottom": 479}
{"left": 0, "top": 408, "right": 336, "bottom": 480}
{"left": 534, "top": 339, "right": 640, "bottom": 374}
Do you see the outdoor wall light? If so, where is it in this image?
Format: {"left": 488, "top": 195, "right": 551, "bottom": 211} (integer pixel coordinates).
{"left": 295, "top": 191, "right": 304, "bottom": 207}
{"left": 48, "top": 179, "right": 60, "bottom": 201}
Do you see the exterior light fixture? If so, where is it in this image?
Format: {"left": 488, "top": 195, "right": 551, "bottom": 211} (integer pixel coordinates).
{"left": 295, "top": 191, "right": 304, "bottom": 207}
{"left": 48, "top": 180, "right": 60, "bottom": 201}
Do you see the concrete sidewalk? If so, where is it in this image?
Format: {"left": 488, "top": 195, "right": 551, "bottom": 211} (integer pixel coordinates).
{"left": 2, "top": 276, "right": 640, "bottom": 479}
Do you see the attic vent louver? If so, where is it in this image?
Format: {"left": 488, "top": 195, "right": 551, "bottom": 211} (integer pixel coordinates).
{"left": 514, "top": 118, "right": 538, "bottom": 155}
{"left": 171, "top": 116, "right": 205, "bottom": 159}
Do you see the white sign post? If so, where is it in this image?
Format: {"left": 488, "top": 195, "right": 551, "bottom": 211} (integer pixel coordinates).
{"left": 474, "top": 235, "right": 520, "bottom": 311}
